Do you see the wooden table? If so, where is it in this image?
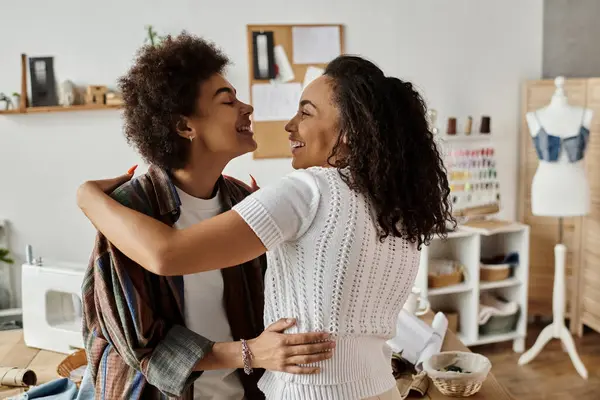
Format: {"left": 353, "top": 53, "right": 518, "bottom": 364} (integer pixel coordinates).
{"left": 1, "top": 327, "right": 513, "bottom": 399}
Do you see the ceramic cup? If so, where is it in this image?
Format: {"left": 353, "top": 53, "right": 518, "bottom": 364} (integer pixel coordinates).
{"left": 403, "top": 287, "right": 431, "bottom": 317}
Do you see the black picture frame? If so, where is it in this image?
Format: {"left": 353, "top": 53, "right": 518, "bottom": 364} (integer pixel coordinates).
{"left": 252, "top": 31, "right": 276, "bottom": 80}
{"left": 28, "top": 57, "right": 58, "bottom": 107}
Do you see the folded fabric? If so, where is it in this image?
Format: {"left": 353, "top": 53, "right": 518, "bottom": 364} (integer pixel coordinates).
{"left": 478, "top": 293, "right": 518, "bottom": 325}
{"left": 391, "top": 353, "right": 429, "bottom": 399}
{"left": 481, "top": 252, "right": 519, "bottom": 266}
{"left": 7, "top": 378, "right": 78, "bottom": 400}
{"left": 74, "top": 365, "right": 94, "bottom": 400}
{"left": 396, "top": 370, "right": 429, "bottom": 399}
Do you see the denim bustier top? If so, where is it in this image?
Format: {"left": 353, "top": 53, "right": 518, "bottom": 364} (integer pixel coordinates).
{"left": 532, "top": 112, "right": 590, "bottom": 163}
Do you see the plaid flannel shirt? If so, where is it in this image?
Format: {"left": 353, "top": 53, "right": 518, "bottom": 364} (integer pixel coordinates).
{"left": 81, "top": 165, "right": 266, "bottom": 399}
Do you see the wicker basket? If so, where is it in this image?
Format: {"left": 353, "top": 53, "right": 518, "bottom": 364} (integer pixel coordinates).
{"left": 423, "top": 351, "right": 491, "bottom": 397}
{"left": 57, "top": 349, "right": 87, "bottom": 387}
{"left": 479, "top": 309, "right": 520, "bottom": 335}
{"left": 429, "top": 270, "right": 463, "bottom": 288}
{"left": 480, "top": 264, "right": 511, "bottom": 282}
{"left": 428, "top": 260, "right": 464, "bottom": 289}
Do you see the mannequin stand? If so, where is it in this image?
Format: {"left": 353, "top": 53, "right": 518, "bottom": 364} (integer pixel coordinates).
{"left": 518, "top": 218, "right": 588, "bottom": 379}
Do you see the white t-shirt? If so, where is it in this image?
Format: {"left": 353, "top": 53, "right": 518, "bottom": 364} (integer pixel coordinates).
{"left": 233, "top": 167, "right": 420, "bottom": 400}
{"left": 174, "top": 187, "right": 244, "bottom": 400}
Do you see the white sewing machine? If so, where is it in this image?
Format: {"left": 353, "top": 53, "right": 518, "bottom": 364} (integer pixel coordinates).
{"left": 21, "top": 245, "right": 85, "bottom": 354}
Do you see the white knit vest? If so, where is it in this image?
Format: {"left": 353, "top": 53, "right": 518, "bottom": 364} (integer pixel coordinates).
{"left": 233, "top": 167, "right": 420, "bottom": 400}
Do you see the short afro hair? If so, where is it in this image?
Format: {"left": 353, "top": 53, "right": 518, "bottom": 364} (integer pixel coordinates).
{"left": 119, "top": 31, "right": 230, "bottom": 170}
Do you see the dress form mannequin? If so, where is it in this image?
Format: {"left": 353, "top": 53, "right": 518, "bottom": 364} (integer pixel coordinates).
{"left": 526, "top": 78, "right": 592, "bottom": 216}
{"left": 518, "top": 76, "right": 593, "bottom": 379}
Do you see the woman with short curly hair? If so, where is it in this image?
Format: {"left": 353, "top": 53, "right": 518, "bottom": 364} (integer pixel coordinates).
{"left": 78, "top": 54, "right": 454, "bottom": 400}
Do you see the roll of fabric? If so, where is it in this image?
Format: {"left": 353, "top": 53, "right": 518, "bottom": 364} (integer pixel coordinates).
{"left": 0, "top": 366, "right": 37, "bottom": 387}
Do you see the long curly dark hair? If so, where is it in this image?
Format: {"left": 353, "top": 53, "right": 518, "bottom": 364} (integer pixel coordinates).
{"left": 324, "top": 55, "right": 455, "bottom": 249}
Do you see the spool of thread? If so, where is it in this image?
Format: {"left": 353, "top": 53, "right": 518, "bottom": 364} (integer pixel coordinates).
{"left": 480, "top": 116, "right": 491, "bottom": 134}
{"left": 465, "top": 116, "right": 473, "bottom": 135}
{"left": 447, "top": 117, "right": 457, "bottom": 135}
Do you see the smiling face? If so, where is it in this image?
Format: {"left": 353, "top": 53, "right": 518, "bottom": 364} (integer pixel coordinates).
{"left": 180, "top": 73, "right": 256, "bottom": 159}
{"left": 285, "top": 75, "right": 341, "bottom": 169}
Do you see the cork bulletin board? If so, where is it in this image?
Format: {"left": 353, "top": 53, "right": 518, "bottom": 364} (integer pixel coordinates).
{"left": 246, "top": 24, "right": 345, "bottom": 159}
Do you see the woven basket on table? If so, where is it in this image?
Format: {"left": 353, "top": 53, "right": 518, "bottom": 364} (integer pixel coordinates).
{"left": 56, "top": 349, "right": 87, "bottom": 387}
{"left": 423, "top": 351, "right": 491, "bottom": 397}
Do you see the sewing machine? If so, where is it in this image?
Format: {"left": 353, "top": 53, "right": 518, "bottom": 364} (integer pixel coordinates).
{"left": 21, "top": 246, "right": 85, "bottom": 354}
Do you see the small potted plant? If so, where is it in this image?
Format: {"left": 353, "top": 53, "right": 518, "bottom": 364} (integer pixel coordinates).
{"left": 0, "top": 248, "right": 13, "bottom": 264}
{"left": 145, "top": 25, "right": 166, "bottom": 47}
{"left": 0, "top": 93, "right": 12, "bottom": 110}
{"left": 12, "top": 92, "right": 21, "bottom": 109}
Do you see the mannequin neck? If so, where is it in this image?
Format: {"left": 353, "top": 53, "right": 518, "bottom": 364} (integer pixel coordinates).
{"left": 548, "top": 90, "right": 569, "bottom": 109}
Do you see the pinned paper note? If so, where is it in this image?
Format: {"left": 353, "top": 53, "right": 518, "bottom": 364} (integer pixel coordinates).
{"left": 251, "top": 83, "right": 302, "bottom": 122}
{"left": 292, "top": 26, "right": 341, "bottom": 64}
{"left": 271, "top": 45, "right": 295, "bottom": 83}
{"left": 302, "top": 66, "right": 325, "bottom": 89}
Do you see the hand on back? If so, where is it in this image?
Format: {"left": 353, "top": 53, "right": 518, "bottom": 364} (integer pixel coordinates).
{"left": 249, "top": 318, "right": 335, "bottom": 374}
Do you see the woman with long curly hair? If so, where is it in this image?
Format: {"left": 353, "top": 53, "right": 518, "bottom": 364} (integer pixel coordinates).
{"left": 77, "top": 55, "right": 454, "bottom": 400}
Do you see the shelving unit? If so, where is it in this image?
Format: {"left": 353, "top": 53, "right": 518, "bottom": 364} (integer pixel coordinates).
{"left": 415, "top": 221, "right": 530, "bottom": 351}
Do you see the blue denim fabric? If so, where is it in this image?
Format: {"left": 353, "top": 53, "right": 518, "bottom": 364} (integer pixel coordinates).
{"left": 75, "top": 366, "right": 94, "bottom": 400}
{"left": 563, "top": 126, "right": 590, "bottom": 162}
{"left": 532, "top": 126, "right": 589, "bottom": 163}
{"left": 9, "top": 378, "right": 77, "bottom": 400}
{"left": 8, "top": 368, "right": 95, "bottom": 400}
{"left": 533, "top": 128, "right": 561, "bottom": 161}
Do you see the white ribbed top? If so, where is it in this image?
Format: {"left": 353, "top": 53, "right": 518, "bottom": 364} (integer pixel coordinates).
{"left": 233, "top": 167, "right": 420, "bottom": 400}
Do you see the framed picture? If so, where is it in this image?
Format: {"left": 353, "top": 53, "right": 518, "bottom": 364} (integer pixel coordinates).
{"left": 252, "top": 31, "right": 276, "bottom": 80}
{"left": 28, "top": 57, "right": 58, "bottom": 107}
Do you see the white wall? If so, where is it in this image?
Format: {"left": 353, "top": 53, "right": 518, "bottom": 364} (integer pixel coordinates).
{"left": 0, "top": 0, "right": 543, "bottom": 273}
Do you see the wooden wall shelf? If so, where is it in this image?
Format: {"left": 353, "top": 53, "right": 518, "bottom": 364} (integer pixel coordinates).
{"left": 0, "top": 54, "right": 122, "bottom": 116}
{"left": 0, "top": 104, "right": 121, "bottom": 115}
{"left": 0, "top": 109, "right": 22, "bottom": 115}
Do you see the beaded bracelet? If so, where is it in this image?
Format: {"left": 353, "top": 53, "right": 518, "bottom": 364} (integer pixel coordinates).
{"left": 241, "top": 339, "right": 254, "bottom": 375}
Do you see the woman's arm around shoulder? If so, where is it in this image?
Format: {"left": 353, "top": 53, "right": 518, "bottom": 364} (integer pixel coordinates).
{"left": 76, "top": 169, "right": 322, "bottom": 276}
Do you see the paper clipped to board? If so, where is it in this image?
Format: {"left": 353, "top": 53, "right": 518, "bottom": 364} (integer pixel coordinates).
{"left": 272, "top": 45, "right": 295, "bottom": 83}
{"left": 252, "top": 83, "right": 302, "bottom": 122}
{"left": 292, "top": 26, "right": 341, "bottom": 64}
